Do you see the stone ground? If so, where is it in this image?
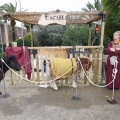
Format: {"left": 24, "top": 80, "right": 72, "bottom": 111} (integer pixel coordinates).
{"left": 0, "top": 83, "right": 120, "bottom": 120}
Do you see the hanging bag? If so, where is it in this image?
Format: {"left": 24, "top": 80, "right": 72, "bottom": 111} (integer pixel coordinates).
{"left": 110, "top": 56, "right": 117, "bottom": 65}
{"left": 110, "top": 42, "right": 119, "bottom": 65}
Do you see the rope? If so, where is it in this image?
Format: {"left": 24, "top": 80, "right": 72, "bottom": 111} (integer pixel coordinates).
{"left": 21, "top": 60, "right": 32, "bottom": 68}
{"left": 78, "top": 57, "right": 118, "bottom": 88}
{"left": 2, "top": 56, "right": 117, "bottom": 87}
{"left": 1, "top": 58, "right": 79, "bottom": 84}
{"left": 2, "top": 55, "right": 118, "bottom": 101}
{"left": 105, "top": 57, "right": 118, "bottom": 101}
{"left": 78, "top": 57, "right": 118, "bottom": 101}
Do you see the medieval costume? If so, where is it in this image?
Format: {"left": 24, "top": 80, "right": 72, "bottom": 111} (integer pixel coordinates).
{"left": 106, "top": 39, "right": 120, "bottom": 89}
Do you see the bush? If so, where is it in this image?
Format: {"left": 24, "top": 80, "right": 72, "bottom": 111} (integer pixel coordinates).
{"left": 62, "top": 25, "right": 89, "bottom": 46}
{"left": 0, "top": 52, "right": 4, "bottom": 58}
{"left": 24, "top": 33, "right": 31, "bottom": 41}
{"left": 0, "top": 44, "right": 6, "bottom": 58}
{"left": 15, "top": 38, "right": 31, "bottom": 46}
{"left": 15, "top": 33, "right": 31, "bottom": 46}
{"left": 33, "top": 25, "right": 65, "bottom": 46}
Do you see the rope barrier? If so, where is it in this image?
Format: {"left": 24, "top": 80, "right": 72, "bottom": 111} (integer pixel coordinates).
{"left": 2, "top": 56, "right": 117, "bottom": 88}
{"left": 1, "top": 58, "right": 79, "bottom": 84}
{"left": 105, "top": 57, "right": 118, "bottom": 101}
{"left": 21, "top": 59, "right": 33, "bottom": 68}
{"left": 2, "top": 54, "right": 119, "bottom": 102}
{"left": 78, "top": 57, "right": 118, "bottom": 88}
{"left": 78, "top": 57, "right": 118, "bottom": 101}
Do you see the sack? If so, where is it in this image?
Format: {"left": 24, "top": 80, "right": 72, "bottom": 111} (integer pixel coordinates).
{"left": 110, "top": 56, "right": 117, "bottom": 65}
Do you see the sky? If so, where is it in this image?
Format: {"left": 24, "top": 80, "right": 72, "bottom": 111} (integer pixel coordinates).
{"left": 0, "top": 0, "right": 95, "bottom": 12}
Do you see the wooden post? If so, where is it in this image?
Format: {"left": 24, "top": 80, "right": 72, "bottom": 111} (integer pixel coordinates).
{"left": 89, "top": 53, "right": 93, "bottom": 85}
{"left": 88, "top": 23, "right": 92, "bottom": 45}
{"left": 98, "top": 14, "right": 105, "bottom": 83}
{"left": 31, "top": 54, "right": 35, "bottom": 80}
{"left": 30, "top": 24, "right": 34, "bottom": 84}
{"left": 36, "top": 54, "right": 40, "bottom": 82}
{"left": 3, "top": 15, "right": 9, "bottom": 47}
{"left": 40, "top": 55, "right": 45, "bottom": 81}
{"left": 98, "top": 48, "right": 103, "bottom": 83}
{"left": 31, "top": 24, "right": 34, "bottom": 54}
{"left": 93, "top": 53, "right": 98, "bottom": 83}
{"left": 100, "top": 22, "right": 105, "bottom": 45}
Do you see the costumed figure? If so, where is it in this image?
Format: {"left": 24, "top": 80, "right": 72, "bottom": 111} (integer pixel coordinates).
{"left": 106, "top": 31, "right": 120, "bottom": 89}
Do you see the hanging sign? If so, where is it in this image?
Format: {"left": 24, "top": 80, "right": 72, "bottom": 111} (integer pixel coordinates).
{"left": 95, "top": 24, "right": 99, "bottom": 33}
{"left": 38, "top": 12, "right": 67, "bottom": 26}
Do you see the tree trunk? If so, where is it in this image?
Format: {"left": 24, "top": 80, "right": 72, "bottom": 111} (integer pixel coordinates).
{"left": 10, "top": 20, "right": 16, "bottom": 41}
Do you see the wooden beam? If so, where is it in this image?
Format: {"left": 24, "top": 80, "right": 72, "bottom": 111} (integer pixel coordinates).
{"left": 28, "top": 45, "right": 103, "bottom": 50}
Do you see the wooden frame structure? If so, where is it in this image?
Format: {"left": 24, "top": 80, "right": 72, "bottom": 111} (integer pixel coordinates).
{"left": 0, "top": 10, "right": 107, "bottom": 46}
{"left": 0, "top": 11, "right": 107, "bottom": 24}
{"left": 0, "top": 10, "right": 108, "bottom": 85}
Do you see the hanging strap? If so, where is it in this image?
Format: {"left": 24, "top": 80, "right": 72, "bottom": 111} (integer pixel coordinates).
{"left": 70, "top": 58, "right": 74, "bottom": 74}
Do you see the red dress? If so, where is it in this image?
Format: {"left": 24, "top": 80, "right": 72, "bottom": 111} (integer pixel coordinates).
{"left": 106, "top": 41, "right": 120, "bottom": 89}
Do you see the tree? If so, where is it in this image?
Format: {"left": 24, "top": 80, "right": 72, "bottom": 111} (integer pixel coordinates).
{"left": 24, "top": 23, "right": 31, "bottom": 33}
{"left": 0, "top": 2, "right": 28, "bottom": 41}
{"left": 0, "top": 2, "right": 17, "bottom": 41}
{"left": 82, "top": 0, "right": 102, "bottom": 11}
{"left": 0, "top": 14, "right": 3, "bottom": 24}
{"left": 62, "top": 25, "right": 89, "bottom": 46}
{"left": 33, "top": 25, "right": 66, "bottom": 46}
{"left": 102, "top": 0, "right": 120, "bottom": 37}
{"left": 81, "top": 0, "right": 102, "bottom": 46}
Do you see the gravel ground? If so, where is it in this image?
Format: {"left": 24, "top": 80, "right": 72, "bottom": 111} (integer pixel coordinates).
{"left": 0, "top": 83, "right": 120, "bottom": 120}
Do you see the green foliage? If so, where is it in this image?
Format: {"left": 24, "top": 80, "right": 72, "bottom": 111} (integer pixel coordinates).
{"left": 33, "top": 24, "right": 101, "bottom": 46}
{"left": 0, "top": 1, "right": 28, "bottom": 12}
{"left": 62, "top": 25, "right": 89, "bottom": 46}
{"left": 0, "top": 2, "right": 17, "bottom": 12}
{"left": 82, "top": 1, "right": 95, "bottom": 11}
{"left": 0, "top": 43, "right": 6, "bottom": 51}
{"left": 24, "top": 33, "right": 31, "bottom": 41}
{"left": 62, "top": 24, "right": 102, "bottom": 46}
{"left": 24, "top": 23, "right": 31, "bottom": 32}
{"left": 46, "top": 32, "right": 62, "bottom": 46}
{"left": 15, "top": 33, "right": 31, "bottom": 46}
{"left": 0, "top": 51, "right": 4, "bottom": 58}
{"left": 0, "top": 2, "right": 18, "bottom": 41}
{"left": 33, "top": 25, "right": 66, "bottom": 46}
{"left": 82, "top": 0, "right": 120, "bottom": 48}
{"left": 0, "top": 44, "right": 5, "bottom": 58}
{"left": 82, "top": 0, "right": 102, "bottom": 11}
{"left": 62, "top": 91, "right": 68, "bottom": 97}
{"left": 15, "top": 38, "right": 31, "bottom": 47}
{"left": 0, "top": 1, "right": 28, "bottom": 41}
{"left": 102, "top": 0, "right": 120, "bottom": 37}
{"left": 81, "top": 0, "right": 103, "bottom": 46}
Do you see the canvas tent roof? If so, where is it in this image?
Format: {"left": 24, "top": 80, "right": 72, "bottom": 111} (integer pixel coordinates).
{"left": 0, "top": 10, "right": 108, "bottom": 25}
